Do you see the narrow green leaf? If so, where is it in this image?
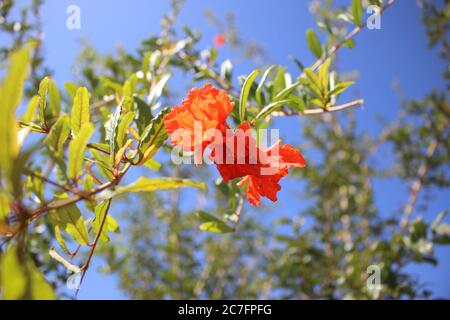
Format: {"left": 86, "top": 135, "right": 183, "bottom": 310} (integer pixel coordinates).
{"left": 306, "top": 29, "right": 323, "bottom": 59}
{"left": 44, "top": 115, "right": 71, "bottom": 157}
{"left": 23, "top": 95, "right": 40, "bottom": 122}
{"left": 26, "top": 260, "right": 56, "bottom": 300}
{"left": 329, "top": 81, "right": 355, "bottom": 96}
{"left": 48, "top": 79, "right": 61, "bottom": 117}
{"left": 143, "top": 158, "right": 162, "bottom": 171}
{"left": 111, "top": 177, "right": 206, "bottom": 196}
{"left": 123, "top": 74, "right": 138, "bottom": 97}
{"left": 68, "top": 123, "right": 95, "bottom": 180}
{"left": 49, "top": 195, "right": 89, "bottom": 246}
{"left": 255, "top": 65, "right": 276, "bottom": 106}
{"left": 64, "top": 82, "right": 78, "bottom": 99}
{"left": 196, "top": 211, "right": 234, "bottom": 234}
{"left": 107, "top": 215, "right": 120, "bottom": 233}
{"left": 255, "top": 100, "right": 293, "bottom": 120}
{"left": 273, "top": 82, "right": 301, "bottom": 101}
{"left": 352, "top": 0, "right": 363, "bottom": 25}
{"left": 71, "top": 87, "right": 90, "bottom": 136}
{"left": 54, "top": 225, "right": 72, "bottom": 256}
{"left": 0, "top": 245, "right": 26, "bottom": 300}
{"left": 138, "top": 108, "right": 170, "bottom": 157}
{"left": 239, "top": 69, "right": 260, "bottom": 122}
{"left": 0, "top": 46, "right": 31, "bottom": 181}
{"left": 0, "top": 190, "right": 11, "bottom": 221}
{"left": 88, "top": 150, "right": 114, "bottom": 181}
{"left": 92, "top": 199, "right": 112, "bottom": 243}
{"left": 117, "top": 112, "right": 135, "bottom": 149}
{"left": 134, "top": 95, "right": 153, "bottom": 134}
{"left": 105, "top": 103, "right": 122, "bottom": 164}
{"left": 38, "top": 76, "right": 50, "bottom": 124}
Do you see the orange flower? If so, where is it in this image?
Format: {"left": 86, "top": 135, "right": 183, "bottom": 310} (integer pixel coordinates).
{"left": 213, "top": 122, "right": 306, "bottom": 206}
{"left": 163, "top": 83, "right": 234, "bottom": 154}
{"left": 213, "top": 34, "right": 225, "bottom": 48}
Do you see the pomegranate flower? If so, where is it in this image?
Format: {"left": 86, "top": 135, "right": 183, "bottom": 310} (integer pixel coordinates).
{"left": 164, "top": 85, "right": 307, "bottom": 206}
{"left": 213, "top": 34, "right": 226, "bottom": 48}
{"left": 163, "top": 83, "right": 233, "bottom": 155}
{"left": 213, "top": 122, "right": 306, "bottom": 206}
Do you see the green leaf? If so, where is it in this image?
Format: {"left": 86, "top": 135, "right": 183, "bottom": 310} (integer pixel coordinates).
{"left": 273, "top": 82, "right": 301, "bottom": 101}
{"left": 54, "top": 225, "right": 72, "bottom": 255}
{"left": 22, "top": 95, "right": 40, "bottom": 122}
{"left": 68, "top": 122, "right": 95, "bottom": 180}
{"left": 48, "top": 79, "right": 61, "bottom": 117}
{"left": 27, "top": 259, "right": 56, "bottom": 300}
{"left": 107, "top": 215, "right": 120, "bottom": 233}
{"left": 92, "top": 199, "right": 112, "bottom": 243}
{"left": 306, "top": 29, "right": 323, "bottom": 59}
{"left": 0, "top": 245, "right": 55, "bottom": 300}
{"left": 0, "top": 245, "right": 26, "bottom": 300}
{"left": 255, "top": 100, "right": 293, "bottom": 121}
{"left": 44, "top": 115, "right": 71, "bottom": 157}
{"left": 352, "top": 0, "right": 363, "bottom": 25}
{"left": 329, "top": 81, "right": 355, "bottom": 96}
{"left": 318, "top": 58, "right": 331, "bottom": 92}
{"left": 117, "top": 112, "right": 135, "bottom": 149}
{"left": 105, "top": 102, "right": 123, "bottom": 164}
{"left": 138, "top": 108, "right": 170, "bottom": 161}
{"left": 64, "top": 82, "right": 78, "bottom": 99}
{"left": 239, "top": 69, "right": 260, "bottom": 122}
{"left": 134, "top": 95, "right": 153, "bottom": 134}
{"left": 255, "top": 65, "right": 276, "bottom": 106}
{"left": 71, "top": 87, "right": 91, "bottom": 136}
{"left": 123, "top": 74, "right": 138, "bottom": 98}
{"left": 88, "top": 150, "right": 114, "bottom": 181}
{"left": 111, "top": 177, "right": 207, "bottom": 196}
{"left": 143, "top": 158, "right": 162, "bottom": 171}
{"left": 38, "top": 76, "right": 50, "bottom": 124}
{"left": 0, "top": 46, "right": 31, "bottom": 182}
{"left": 0, "top": 190, "right": 11, "bottom": 221}
{"left": 301, "top": 69, "right": 323, "bottom": 99}
{"left": 431, "top": 210, "right": 448, "bottom": 231}
{"left": 49, "top": 195, "right": 89, "bottom": 246}
{"left": 196, "top": 211, "right": 234, "bottom": 234}
{"left": 343, "top": 39, "right": 356, "bottom": 49}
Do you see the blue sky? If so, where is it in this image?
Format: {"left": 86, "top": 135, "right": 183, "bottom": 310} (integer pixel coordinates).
{"left": 8, "top": 0, "right": 449, "bottom": 299}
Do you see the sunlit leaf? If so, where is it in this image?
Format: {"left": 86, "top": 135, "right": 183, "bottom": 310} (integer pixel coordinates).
{"left": 0, "top": 46, "right": 31, "bottom": 183}
{"left": 196, "top": 211, "right": 234, "bottom": 234}
{"left": 49, "top": 195, "right": 89, "bottom": 246}
{"left": 111, "top": 177, "right": 207, "bottom": 196}
{"left": 44, "top": 115, "right": 71, "bottom": 157}
{"left": 38, "top": 76, "right": 50, "bottom": 124}
{"left": 68, "top": 122, "right": 95, "bottom": 180}
{"left": 0, "top": 245, "right": 26, "bottom": 300}
{"left": 306, "top": 29, "right": 323, "bottom": 58}
{"left": 71, "top": 87, "right": 91, "bottom": 136}
{"left": 92, "top": 199, "right": 112, "bottom": 243}
{"left": 239, "top": 69, "right": 260, "bottom": 122}
{"left": 352, "top": 0, "right": 363, "bottom": 25}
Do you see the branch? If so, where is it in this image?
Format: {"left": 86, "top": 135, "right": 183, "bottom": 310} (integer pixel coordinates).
{"left": 310, "top": 0, "right": 397, "bottom": 72}
{"left": 399, "top": 139, "right": 438, "bottom": 233}
{"left": 271, "top": 99, "right": 365, "bottom": 117}
{"left": 76, "top": 198, "right": 112, "bottom": 296}
{"left": 29, "top": 162, "right": 131, "bottom": 221}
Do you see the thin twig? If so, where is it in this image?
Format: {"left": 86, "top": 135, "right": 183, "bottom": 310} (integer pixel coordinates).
{"left": 76, "top": 198, "right": 112, "bottom": 297}
{"left": 399, "top": 139, "right": 438, "bottom": 233}
{"left": 311, "top": 0, "right": 397, "bottom": 72}
{"left": 271, "top": 99, "right": 365, "bottom": 117}
{"left": 29, "top": 162, "right": 131, "bottom": 221}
